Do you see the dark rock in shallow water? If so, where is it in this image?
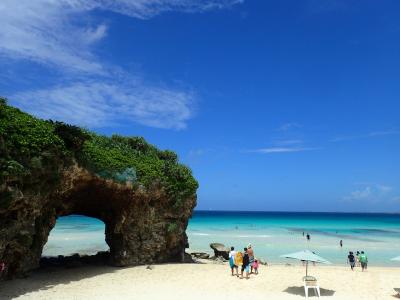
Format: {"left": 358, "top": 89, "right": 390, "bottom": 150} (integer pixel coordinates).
{"left": 0, "top": 101, "right": 198, "bottom": 280}
{"left": 40, "top": 252, "right": 110, "bottom": 269}
{"left": 210, "top": 243, "right": 229, "bottom": 260}
{"left": 182, "top": 252, "right": 195, "bottom": 263}
{"left": 191, "top": 252, "right": 210, "bottom": 259}
{"left": 258, "top": 259, "right": 268, "bottom": 266}
{"left": 215, "top": 256, "right": 228, "bottom": 263}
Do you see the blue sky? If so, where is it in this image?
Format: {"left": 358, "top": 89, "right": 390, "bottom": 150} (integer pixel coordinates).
{"left": 1, "top": 0, "right": 400, "bottom": 212}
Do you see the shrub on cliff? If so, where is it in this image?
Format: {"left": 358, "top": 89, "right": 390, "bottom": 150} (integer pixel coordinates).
{"left": 0, "top": 99, "right": 68, "bottom": 191}
{"left": 78, "top": 133, "right": 198, "bottom": 204}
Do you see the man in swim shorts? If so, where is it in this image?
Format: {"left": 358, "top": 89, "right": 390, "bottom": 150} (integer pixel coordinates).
{"left": 347, "top": 251, "right": 355, "bottom": 270}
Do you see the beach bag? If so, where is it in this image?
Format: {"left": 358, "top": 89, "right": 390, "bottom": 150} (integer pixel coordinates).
{"left": 234, "top": 252, "right": 243, "bottom": 266}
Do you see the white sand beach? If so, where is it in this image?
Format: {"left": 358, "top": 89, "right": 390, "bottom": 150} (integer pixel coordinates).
{"left": 1, "top": 260, "right": 399, "bottom": 300}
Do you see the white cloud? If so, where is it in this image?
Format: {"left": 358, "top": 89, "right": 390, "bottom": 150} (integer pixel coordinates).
{"left": 250, "top": 126, "right": 320, "bottom": 154}
{"left": 1, "top": 0, "right": 242, "bottom": 129}
{"left": 188, "top": 149, "right": 207, "bottom": 157}
{"left": 331, "top": 130, "right": 400, "bottom": 142}
{"left": 343, "top": 184, "right": 393, "bottom": 202}
{"left": 81, "top": 0, "right": 244, "bottom": 19}
{"left": 252, "top": 147, "right": 319, "bottom": 154}
{"left": 376, "top": 184, "right": 393, "bottom": 193}
{"left": 12, "top": 81, "right": 194, "bottom": 130}
{"left": 0, "top": 0, "right": 105, "bottom": 73}
{"left": 0, "top": 0, "right": 242, "bottom": 72}
{"left": 343, "top": 187, "right": 372, "bottom": 201}
{"left": 274, "top": 139, "right": 303, "bottom": 146}
{"left": 277, "top": 122, "right": 302, "bottom": 131}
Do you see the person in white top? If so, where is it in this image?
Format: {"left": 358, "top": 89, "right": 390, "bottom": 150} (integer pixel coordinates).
{"left": 229, "top": 246, "right": 238, "bottom": 276}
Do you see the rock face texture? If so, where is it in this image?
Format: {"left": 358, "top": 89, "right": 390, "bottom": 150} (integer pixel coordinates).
{"left": 210, "top": 243, "right": 230, "bottom": 260}
{"left": 0, "top": 100, "right": 198, "bottom": 279}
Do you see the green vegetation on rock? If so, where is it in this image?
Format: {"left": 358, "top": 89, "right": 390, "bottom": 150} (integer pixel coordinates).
{"left": 0, "top": 98, "right": 198, "bottom": 206}
{"left": 0, "top": 98, "right": 68, "bottom": 195}
{"left": 167, "top": 222, "right": 178, "bottom": 233}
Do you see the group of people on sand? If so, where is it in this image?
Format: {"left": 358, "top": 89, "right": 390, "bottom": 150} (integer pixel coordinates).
{"left": 347, "top": 251, "right": 368, "bottom": 271}
{"left": 228, "top": 244, "right": 259, "bottom": 279}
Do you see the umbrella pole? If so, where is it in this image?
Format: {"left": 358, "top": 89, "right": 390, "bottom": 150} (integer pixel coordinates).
{"left": 306, "top": 261, "right": 308, "bottom": 277}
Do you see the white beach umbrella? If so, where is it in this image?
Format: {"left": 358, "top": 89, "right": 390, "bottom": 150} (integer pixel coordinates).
{"left": 280, "top": 250, "right": 331, "bottom": 277}
{"left": 391, "top": 256, "right": 400, "bottom": 261}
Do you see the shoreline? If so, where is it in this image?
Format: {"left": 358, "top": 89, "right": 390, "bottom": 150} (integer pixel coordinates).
{"left": 40, "top": 248, "right": 400, "bottom": 268}
{"left": 187, "top": 249, "right": 398, "bottom": 268}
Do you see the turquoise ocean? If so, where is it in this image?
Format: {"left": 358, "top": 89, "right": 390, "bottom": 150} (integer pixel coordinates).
{"left": 43, "top": 211, "right": 400, "bottom": 266}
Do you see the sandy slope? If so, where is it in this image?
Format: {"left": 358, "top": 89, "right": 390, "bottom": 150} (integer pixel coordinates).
{"left": 0, "top": 260, "right": 399, "bottom": 300}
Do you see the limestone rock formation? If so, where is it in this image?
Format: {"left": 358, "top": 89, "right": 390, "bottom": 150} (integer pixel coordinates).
{"left": 0, "top": 99, "right": 198, "bottom": 279}
{"left": 209, "top": 243, "right": 230, "bottom": 260}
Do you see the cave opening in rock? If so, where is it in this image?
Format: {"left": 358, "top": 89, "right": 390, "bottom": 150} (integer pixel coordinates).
{"left": 42, "top": 215, "right": 109, "bottom": 258}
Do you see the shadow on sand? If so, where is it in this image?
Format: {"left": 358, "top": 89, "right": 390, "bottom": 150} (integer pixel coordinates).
{"left": 392, "top": 288, "right": 400, "bottom": 298}
{"left": 0, "top": 252, "right": 124, "bottom": 300}
{"left": 0, "top": 253, "right": 203, "bottom": 300}
{"left": 284, "top": 286, "right": 336, "bottom": 298}
{"left": 0, "top": 264, "right": 120, "bottom": 300}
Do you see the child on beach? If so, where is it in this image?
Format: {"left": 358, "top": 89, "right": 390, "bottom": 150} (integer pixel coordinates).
{"left": 252, "top": 259, "right": 259, "bottom": 275}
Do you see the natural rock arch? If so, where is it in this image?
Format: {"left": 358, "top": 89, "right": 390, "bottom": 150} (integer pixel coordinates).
{"left": 1, "top": 163, "right": 195, "bottom": 279}
{"left": 56, "top": 166, "right": 194, "bottom": 267}
{"left": 0, "top": 101, "right": 198, "bottom": 279}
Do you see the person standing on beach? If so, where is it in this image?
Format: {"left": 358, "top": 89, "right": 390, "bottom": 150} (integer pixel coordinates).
{"left": 306, "top": 233, "right": 310, "bottom": 241}
{"left": 356, "top": 251, "right": 361, "bottom": 267}
{"left": 229, "top": 247, "right": 238, "bottom": 276}
{"left": 359, "top": 251, "right": 368, "bottom": 272}
{"left": 347, "top": 251, "right": 355, "bottom": 270}
{"left": 241, "top": 248, "right": 250, "bottom": 279}
{"left": 247, "top": 244, "right": 255, "bottom": 274}
{"left": 340, "top": 240, "right": 343, "bottom": 248}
